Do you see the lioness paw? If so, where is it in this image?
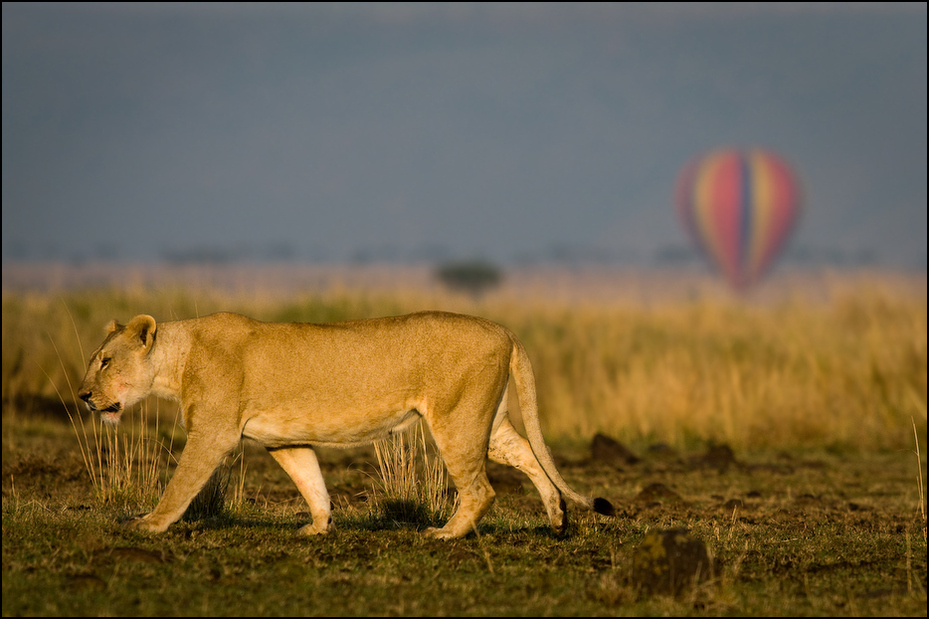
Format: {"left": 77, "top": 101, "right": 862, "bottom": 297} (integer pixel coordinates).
{"left": 424, "top": 526, "right": 461, "bottom": 541}
{"left": 298, "top": 521, "right": 333, "bottom": 536}
{"left": 123, "top": 515, "right": 169, "bottom": 533}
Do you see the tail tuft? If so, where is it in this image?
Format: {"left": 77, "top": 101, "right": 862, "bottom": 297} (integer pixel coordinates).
{"left": 593, "top": 497, "right": 615, "bottom": 517}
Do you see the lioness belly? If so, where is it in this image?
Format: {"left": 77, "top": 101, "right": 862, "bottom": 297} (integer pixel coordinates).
{"left": 241, "top": 406, "right": 422, "bottom": 448}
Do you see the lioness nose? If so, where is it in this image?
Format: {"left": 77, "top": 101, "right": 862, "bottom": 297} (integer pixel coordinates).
{"left": 78, "top": 390, "right": 92, "bottom": 403}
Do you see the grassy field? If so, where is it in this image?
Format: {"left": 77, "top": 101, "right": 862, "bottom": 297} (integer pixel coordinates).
{"left": 2, "top": 265, "right": 926, "bottom": 615}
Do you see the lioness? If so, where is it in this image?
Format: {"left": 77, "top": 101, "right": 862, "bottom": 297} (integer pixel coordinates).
{"left": 79, "top": 311, "right": 613, "bottom": 539}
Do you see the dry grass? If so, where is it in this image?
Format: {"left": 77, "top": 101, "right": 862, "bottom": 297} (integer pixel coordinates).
{"left": 503, "top": 285, "right": 927, "bottom": 451}
{"left": 3, "top": 266, "right": 925, "bottom": 455}
{"left": 371, "top": 421, "right": 456, "bottom": 527}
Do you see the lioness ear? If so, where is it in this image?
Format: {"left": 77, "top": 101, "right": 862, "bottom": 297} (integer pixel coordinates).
{"left": 125, "top": 314, "right": 157, "bottom": 352}
{"left": 105, "top": 319, "right": 122, "bottom": 335}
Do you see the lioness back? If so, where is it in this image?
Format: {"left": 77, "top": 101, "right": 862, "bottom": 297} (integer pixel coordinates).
{"left": 190, "top": 310, "right": 514, "bottom": 390}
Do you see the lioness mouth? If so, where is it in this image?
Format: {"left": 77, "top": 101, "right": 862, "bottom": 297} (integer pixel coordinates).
{"left": 86, "top": 401, "right": 121, "bottom": 413}
{"left": 100, "top": 404, "right": 123, "bottom": 425}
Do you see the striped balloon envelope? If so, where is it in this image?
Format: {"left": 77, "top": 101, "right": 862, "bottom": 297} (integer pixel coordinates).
{"left": 675, "top": 148, "right": 802, "bottom": 290}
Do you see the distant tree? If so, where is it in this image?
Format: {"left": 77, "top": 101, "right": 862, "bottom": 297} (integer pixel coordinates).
{"left": 435, "top": 259, "right": 503, "bottom": 298}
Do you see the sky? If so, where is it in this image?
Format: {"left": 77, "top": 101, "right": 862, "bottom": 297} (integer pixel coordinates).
{"left": 2, "top": 2, "right": 927, "bottom": 269}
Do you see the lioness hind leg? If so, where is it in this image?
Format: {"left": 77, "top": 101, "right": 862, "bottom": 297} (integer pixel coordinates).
{"left": 425, "top": 425, "right": 497, "bottom": 540}
{"left": 267, "top": 446, "right": 333, "bottom": 535}
{"left": 425, "top": 470, "right": 495, "bottom": 540}
{"left": 488, "top": 416, "right": 567, "bottom": 534}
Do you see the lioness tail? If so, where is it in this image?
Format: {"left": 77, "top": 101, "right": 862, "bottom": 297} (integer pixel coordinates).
{"left": 509, "top": 335, "right": 614, "bottom": 517}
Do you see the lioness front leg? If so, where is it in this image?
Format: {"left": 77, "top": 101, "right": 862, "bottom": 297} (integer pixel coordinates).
{"left": 127, "top": 431, "right": 238, "bottom": 532}
{"left": 267, "top": 446, "right": 333, "bottom": 535}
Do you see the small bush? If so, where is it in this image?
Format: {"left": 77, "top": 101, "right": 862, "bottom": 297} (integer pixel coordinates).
{"left": 435, "top": 260, "right": 502, "bottom": 298}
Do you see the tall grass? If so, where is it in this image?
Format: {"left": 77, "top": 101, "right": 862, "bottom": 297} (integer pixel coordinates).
{"left": 371, "top": 421, "right": 455, "bottom": 526}
{"left": 87, "top": 403, "right": 173, "bottom": 511}
{"left": 11, "top": 296, "right": 178, "bottom": 512}
{"left": 499, "top": 284, "right": 927, "bottom": 451}
{"left": 913, "top": 417, "right": 927, "bottom": 541}
{"left": 3, "top": 271, "right": 925, "bottom": 456}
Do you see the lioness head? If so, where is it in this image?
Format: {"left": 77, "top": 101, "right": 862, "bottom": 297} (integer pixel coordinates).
{"left": 78, "top": 314, "right": 158, "bottom": 424}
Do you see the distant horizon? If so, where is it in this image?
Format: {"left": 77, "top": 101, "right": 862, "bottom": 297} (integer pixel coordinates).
{"left": 3, "top": 253, "right": 925, "bottom": 287}
{"left": 1, "top": 239, "right": 922, "bottom": 271}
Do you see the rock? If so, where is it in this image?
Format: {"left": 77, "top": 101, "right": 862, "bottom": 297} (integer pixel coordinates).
{"left": 590, "top": 433, "right": 640, "bottom": 466}
{"left": 632, "top": 528, "right": 714, "bottom": 595}
{"left": 634, "top": 482, "right": 682, "bottom": 504}
{"left": 697, "top": 444, "right": 737, "bottom": 471}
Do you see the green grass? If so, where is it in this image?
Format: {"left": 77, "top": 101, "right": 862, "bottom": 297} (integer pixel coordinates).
{"left": 3, "top": 417, "right": 926, "bottom": 615}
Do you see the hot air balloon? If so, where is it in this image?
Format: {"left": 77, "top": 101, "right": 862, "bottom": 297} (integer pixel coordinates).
{"left": 675, "top": 147, "right": 801, "bottom": 290}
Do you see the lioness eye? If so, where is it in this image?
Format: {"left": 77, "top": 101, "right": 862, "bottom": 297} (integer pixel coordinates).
{"left": 100, "top": 358, "right": 110, "bottom": 369}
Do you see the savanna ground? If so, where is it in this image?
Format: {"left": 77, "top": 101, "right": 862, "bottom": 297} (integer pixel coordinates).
{"left": 2, "top": 263, "right": 927, "bottom": 616}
